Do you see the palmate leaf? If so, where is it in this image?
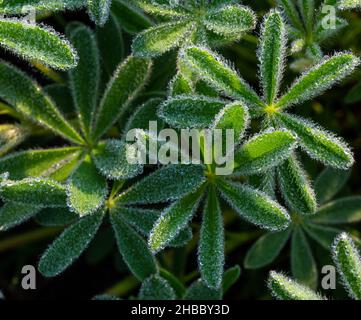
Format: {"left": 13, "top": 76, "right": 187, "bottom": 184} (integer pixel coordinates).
{"left": 149, "top": 189, "right": 203, "bottom": 253}
{"left": 234, "top": 129, "right": 297, "bottom": 175}
{"left": 169, "top": 73, "right": 193, "bottom": 96}
{"left": 68, "top": 25, "right": 100, "bottom": 138}
{"left": 0, "top": 178, "right": 67, "bottom": 207}
{"left": 217, "top": 180, "right": 290, "bottom": 231}
{"left": 118, "top": 164, "right": 205, "bottom": 205}
{"left": 139, "top": 275, "right": 176, "bottom": 300}
{"left": 258, "top": 10, "right": 286, "bottom": 105}
{"left": 132, "top": 21, "right": 195, "bottom": 58}
{"left": 0, "top": 147, "right": 81, "bottom": 180}
{"left": 203, "top": 5, "right": 256, "bottom": 38}
{"left": 159, "top": 95, "right": 226, "bottom": 129}
{"left": 0, "top": 62, "right": 84, "bottom": 144}
{"left": 38, "top": 209, "right": 104, "bottom": 277}
{"left": 277, "top": 155, "right": 317, "bottom": 215}
{"left": 268, "top": 271, "right": 324, "bottom": 300}
{"left": 180, "top": 46, "right": 264, "bottom": 110}
{"left": 199, "top": 186, "right": 224, "bottom": 289}
{"left": 276, "top": 0, "right": 304, "bottom": 31}
{"left": 92, "top": 56, "right": 152, "bottom": 141}
{"left": 338, "top": 0, "right": 361, "bottom": 10}
{"left": 277, "top": 113, "right": 354, "bottom": 169}
{"left": 314, "top": 167, "right": 350, "bottom": 204}
{"left": 92, "top": 140, "right": 143, "bottom": 180}
{"left": 0, "top": 19, "right": 78, "bottom": 70}
{"left": 87, "top": 0, "right": 112, "bottom": 26}
{"left": 303, "top": 223, "right": 341, "bottom": 250}
{"left": 0, "top": 202, "right": 40, "bottom": 231}
{"left": 332, "top": 233, "right": 361, "bottom": 299}
{"left": 277, "top": 53, "right": 360, "bottom": 109}
{"left": 35, "top": 208, "right": 78, "bottom": 227}
{"left": 244, "top": 229, "right": 291, "bottom": 269}
{"left": 110, "top": 212, "right": 157, "bottom": 280}
{"left": 67, "top": 156, "right": 107, "bottom": 216}
{"left": 291, "top": 227, "right": 318, "bottom": 289}
{"left": 310, "top": 196, "right": 361, "bottom": 225}
{"left": 0, "top": 0, "right": 86, "bottom": 13}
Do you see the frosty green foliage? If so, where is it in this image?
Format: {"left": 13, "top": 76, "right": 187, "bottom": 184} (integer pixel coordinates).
{"left": 169, "top": 73, "right": 193, "bottom": 96}
{"left": 67, "top": 156, "right": 107, "bottom": 216}
{"left": 277, "top": 114, "right": 354, "bottom": 169}
{"left": 244, "top": 229, "right": 291, "bottom": 269}
{"left": 149, "top": 189, "right": 203, "bottom": 253}
{"left": 92, "top": 140, "right": 143, "bottom": 180}
{"left": 222, "top": 265, "right": 241, "bottom": 293}
{"left": 277, "top": 155, "right": 317, "bottom": 215}
{"left": 183, "top": 279, "right": 222, "bottom": 300}
{"left": 291, "top": 227, "right": 317, "bottom": 288}
{"left": 110, "top": 212, "right": 157, "bottom": 280}
{"left": 88, "top": 0, "right": 112, "bottom": 26}
{"left": 217, "top": 180, "right": 290, "bottom": 232}
{"left": 92, "top": 56, "right": 152, "bottom": 140}
{"left": 0, "top": 202, "right": 40, "bottom": 231}
{"left": 139, "top": 275, "right": 176, "bottom": 300}
{"left": 268, "top": 271, "right": 324, "bottom": 300}
{"left": 132, "top": 1, "right": 256, "bottom": 57}
{"left": 234, "top": 129, "right": 297, "bottom": 175}
{"left": 332, "top": 233, "right": 361, "bottom": 299}
{"left": 119, "top": 164, "right": 206, "bottom": 205}
{"left": 0, "top": 0, "right": 86, "bottom": 13}
{"left": 38, "top": 209, "right": 104, "bottom": 277}
{"left": 199, "top": 186, "right": 224, "bottom": 289}
{"left": 338, "top": 0, "right": 361, "bottom": 10}
{"left": 0, "top": 19, "right": 78, "bottom": 70}
{"left": 68, "top": 25, "right": 100, "bottom": 138}
{"left": 1, "top": 178, "right": 67, "bottom": 207}
{"left": 0, "top": 61, "right": 84, "bottom": 144}
{"left": 35, "top": 208, "right": 78, "bottom": 227}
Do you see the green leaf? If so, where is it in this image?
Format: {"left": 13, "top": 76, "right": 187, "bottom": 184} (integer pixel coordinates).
{"left": 134, "top": 0, "right": 189, "bottom": 18}
{"left": 303, "top": 222, "right": 341, "bottom": 250}
{"left": 181, "top": 46, "right": 264, "bottom": 110}
{"left": 0, "top": 0, "right": 86, "bottom": 14}
{"left": 1, "top": 178, "right": 67, "bottom": 207}
{"left": 291, "top": 227, "right": 318, "bottom": 289}
{"left": 92, "top": 140, "right": 143, "bottom": 180}
{"left": 338, "top": 0, "right": 361, "bottom": 10}
{"left": 311, "top": 196, "right": 361, "bottom": 225}
{"left": 149, "top": 189, "right": 203, "bottom": 253}
{"left": 159, "top": 95, "right": 226, "bottom": 129}
{"left": 0, "top": 62, "right": 84, "bottom": 144}
{"left": 234, "top": 129, "right": 297, "bottom": 175}
{"left": 139, "top": 275, "right": 176, "bottom": 300}
{"left": 222, "top": 265, "right": 241, "bottom": 294}
{"left": 258, "top": 10, "right": 286, "bottom": 105}
{"left": 169, "top": 73, "right": 193, "bottom": 96}
{"left": 0, "top": 147, "right": 81, "bottom": 180}
{"left": 0, "top": 202, "right": 40, "bottom": 231}
{"left": 276, "top": 0, "right": 304, "bottom": 31}
{"left": 67, "top": 156, "right": 107, "bottom": 216}
{"left": 268, "top": 271, "right": 324, "bottom": 300}
{"left": 0, "top": 19, "right": 78, "bottom": 70}
{"left": 277, "top": 113, "right": 354, "bottom": 169}
{"left": 88, "top": 0, "right": 111, "bottom": 26}
{"left": 132, "top": 21, "right": 195, "bottom": 58}
{"left": 314, "top": 167, "right": 350, "bottom": 204}
{"left": 244, "top": 229, "right": 291, "bottom": 269}
{"left": 204, "top": 5, "right": 256, "bottom": 38}
{"left": 68, "top": 25, "right": 100, "bottom": 138}
{"left": 332, "top": 233, "right": 361, "bottom": 299}
{"left": 345, "top": 80, "right": 361, "bottom": 104}
{"left": 110, "top": 212, "right": 157, "bottom": 280}
{"left": 277, "top": 53, "right": 360, "bottom": 109}
{"left": 44, "top": 84, "right": 74, "bottom": 114}
{"left": 119, "top": 164, "right": 205, "bottom": 205}
{"left": 92, "top": 56, "right": 152, "bottom": 140}
{"left": 35, "top": 208, "right": 78, "bottom": 227}
{"left": 298, "top": 0, "right": 315, "bottom": 32}
{"left": 38, "top": 209, "right": 104, "bottom": 277}
{"left": 112, "top": 0, "right": 153, "bottom": 34}
{"left": 217, "top": 180, "right": 290, "bottom": 231}
{"left": 199, "top": 186, "right": 224, "bottom": 289}
{"left": 277, "top": 155, "right": 317, "bottom": 215}
{"left": 183, "top": 280, "right": 221, "bottom": 300}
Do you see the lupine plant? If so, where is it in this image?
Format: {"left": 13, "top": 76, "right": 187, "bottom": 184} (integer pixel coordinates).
{"left": 0, "top": 0, "right": 360, "bottom": 301}
{"left": 268, "top": 232, "right": 361, "bottom": 300}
